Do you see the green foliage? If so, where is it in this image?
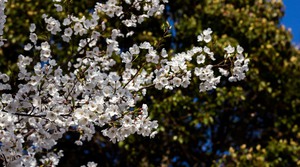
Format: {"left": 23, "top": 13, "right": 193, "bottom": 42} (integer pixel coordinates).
{"left": 213, "top": 139, "right": 300, "bottom": 167}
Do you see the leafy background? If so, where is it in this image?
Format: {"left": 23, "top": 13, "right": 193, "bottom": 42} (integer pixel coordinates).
{"left": 1, "top": 0, "right": 300, "bottom": 166}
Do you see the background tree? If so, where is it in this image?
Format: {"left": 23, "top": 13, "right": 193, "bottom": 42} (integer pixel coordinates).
{"left": 1, "top": 0, "right": 300, "bottom": 166}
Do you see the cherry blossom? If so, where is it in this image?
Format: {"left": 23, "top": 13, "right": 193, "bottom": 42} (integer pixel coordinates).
{"left": 0, "top": 0, "right": 249, "bottom": 166}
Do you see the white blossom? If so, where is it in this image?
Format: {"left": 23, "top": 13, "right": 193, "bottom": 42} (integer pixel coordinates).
{"left": 0, "top": 1, "right": 250, "bottom": 166}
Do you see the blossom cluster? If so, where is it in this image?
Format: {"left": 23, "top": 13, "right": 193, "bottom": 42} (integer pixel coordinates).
{"left": 0, "top": 0, "right": 249, "bottom": 166}
{"left": 0, "top": 0, "right": 6, "bottom": 46}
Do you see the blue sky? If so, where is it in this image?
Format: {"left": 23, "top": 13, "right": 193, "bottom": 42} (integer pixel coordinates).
{"left": 281, "top": 1, "right": 300, "bottom": 44}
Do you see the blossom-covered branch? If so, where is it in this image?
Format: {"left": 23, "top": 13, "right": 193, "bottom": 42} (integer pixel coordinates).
{"left": 0, "top": 0, "right": 249, "bottom": 166}
{"left": 0, "top": 0, "right": 6, "bottom": 46}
